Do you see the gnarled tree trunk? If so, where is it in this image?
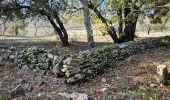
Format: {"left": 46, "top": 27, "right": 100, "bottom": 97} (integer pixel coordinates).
{"left": 88, "top": 1, "right": 120, "bottom": 43}
{"left": 54, "top": 12, "right": 70, "bottom": 46}
{"left": 122, "top": 3, "right": 139, "bottom": 42}
{"left": 40, "top": 9, "right": 70, "bottom": 46}
{"left": 88, "top": 1, "right": 139, "bottom": 43}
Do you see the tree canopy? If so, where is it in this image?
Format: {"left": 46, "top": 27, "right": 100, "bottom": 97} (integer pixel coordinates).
{"left": 0, "top": 0, "right": 170, "bottom": 46}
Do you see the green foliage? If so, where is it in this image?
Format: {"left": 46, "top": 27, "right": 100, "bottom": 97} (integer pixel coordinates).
{"left": 161, "top": 39, "right": 170, "bottom": 47}
{"left": 6, "top": 25, "right": 16, "bottom": 36}
{"left": 150, "top": 23, "right": 167, "bottom": 32}
{"left": 137, "top": 86, "right": 160, "bottom": 100}
{"left": 6, "top": 20, "right": 28, "bottom": 36}
{"left": 68, "top": 11, "right": 84, "bottom": 24}
{"left": 93, "top": 30, "right": 101, "bottom": 37}
{"left": 97, "top": 44, "right": 116, "bottom": 50}
{"left": 55, "top": 36, "right": 60, "bottom": 41}
{"left": 92, "top": 16, "right": 110, "bottom": 31}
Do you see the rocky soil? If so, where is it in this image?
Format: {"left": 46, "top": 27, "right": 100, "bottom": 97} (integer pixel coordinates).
{"left": 0, "top": 36, "right": 170, "bottom": 100}
{"left": 0, "top": 47, "right": 170, "bottom": 99}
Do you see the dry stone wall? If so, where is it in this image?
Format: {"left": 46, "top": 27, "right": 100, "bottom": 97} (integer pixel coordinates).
{"left": 0, "top": 36, "right": 170, "bottom": 84}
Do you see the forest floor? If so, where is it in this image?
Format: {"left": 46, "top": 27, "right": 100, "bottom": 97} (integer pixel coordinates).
{"left": 0, "top": 46, "right": 170, "bottom": 99}
{"left": 0, "top": 33, "right": 170, "bottom": 99}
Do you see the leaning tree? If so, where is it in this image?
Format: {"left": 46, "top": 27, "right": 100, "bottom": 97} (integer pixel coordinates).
{"left": 0, "top": 0, "right": 71, "bottom": 46}
{"left": 88, "top": 0, "right": 170, "bottom": 43}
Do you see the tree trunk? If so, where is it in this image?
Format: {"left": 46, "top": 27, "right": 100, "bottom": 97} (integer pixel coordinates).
{"left": 14, "top": 27, "right": 18, "bottom": 36}
{"left": 88, "top": 1, "right": 120, "bottom": 43}
{"left": 40, "top": 9, "right": 70, "bottom": 46}
{"left": 54, "top": 12, "right": 70, "bottom": 46}
{"left": 2, "top": 23, "right": 7, "bottom": 36}
{"left": 47, "top": 15, "right": 69, "bottom": 46}
{"left": 81, "top": 0, "right": 95, "bottom": 47}
{"left": 123, "top": 3, "right": 139, "bottom": 41}
{"left": 13, "top": 21, "right": 18, "bottom": 36}
{"left": 107, "top": 26, "right": 120, "bottom": 43}
{"left": 117, "top": 7, "right": 123, "bottom": 35}
{"left": 34, "top": 28, "right": 38, "bottom": 36}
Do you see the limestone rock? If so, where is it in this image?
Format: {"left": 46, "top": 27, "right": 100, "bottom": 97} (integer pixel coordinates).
{"left": 63, "top": 56, "right": 85, "bottom": 66}
{"left": 59, "top": 92, "right": 88, "bottom": 100}
{"left": 52, "top": 62, "right": 64, "bottom": 76}
{"left": 21, "top": 65, "right": 30, "bottom": 72}
{"left": 102, "top": 78, "right": 107, "bottom": 83}
{"left": 1, "top": 36, "right": 170, "bottom": 85}
{"left": 66, "top": 74, "right": 85, "bottom": 84}
{"left": 157, "top": 64, "right": 169, "bottom": 85}
{"left": 53, "top": 56, "right": 60, "bottom": 65}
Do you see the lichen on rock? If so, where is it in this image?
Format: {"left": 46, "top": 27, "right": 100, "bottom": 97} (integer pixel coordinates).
{"left": 1, "top": 36, "right": 170, "bottom": 84}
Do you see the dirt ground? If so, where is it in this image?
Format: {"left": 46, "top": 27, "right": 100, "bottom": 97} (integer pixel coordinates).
{"left": 0, "top": 33, "right": 170, "bottom": 99}
{"left": 0, "top": 32, "right": 169, "bottom": 54}
{"left": 0, "top": 47, "right": 170, "bottom": 100}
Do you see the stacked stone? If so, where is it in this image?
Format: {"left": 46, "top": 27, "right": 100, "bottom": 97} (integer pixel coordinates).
{"left": 17, "top": 46, "right": 54, "bottom": 74}
{"left": 61, "top": 36, "right": 170, "bottom": 84}
{"left": 0, "top": 46, "right": 17, "bottom": 63}
{"left": 0, "top": 36, "right": 170, "bottom": 84}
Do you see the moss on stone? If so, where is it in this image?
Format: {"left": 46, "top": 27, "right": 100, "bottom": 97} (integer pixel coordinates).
{"left": 97, "top": 44, "right": 116, "bottom": 50}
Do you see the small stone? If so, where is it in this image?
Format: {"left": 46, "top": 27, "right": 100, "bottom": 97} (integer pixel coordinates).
{"left": 10, "top": 46, "right": 14, "bottom": 51}
{"left": 53, "top": 56, "right": 60, "bottom": 65}
{"left": 59, "top": 92, "right": 88, "bottom": 100}
{"left": 71, "top": 92, "right": 88, "bottom": 100}
{"left": 157, "top": 64, "right": 168, "bottom": 85}
{"left": 101, "top": 87, "right": 108, "bottom": 92}
{"left": 61, "top": 68, "right": 67, "bottom": 72}
{"left": 10, "top": 84, "right": 25, "bottom": 98}
{"left": 63, "top": 56, "right": 84, "bottom": 66}
{"left": 32, "top": 69, "right": 38, "bottom": 74}
{"left": 38, "top": 93, "right": 42, "bottom": 97}
{"left": 157, "top": 64, "right": 167, "bottom": 76}
{"left": 66, "top": 74, "right": 85, "bottom": 84}
{"left": 4, "top": 76, "right": 10, "bottom": 80}
{"left": 87, "top": 70, "right": 92, "bottom": 74}
{"left": 102, "top": 78, "right": 107, "bottom": 83}
{"left": 118, "top": 44, "right": 126, "bottom": 49}
{"left": 21, "top": 65, "right": 30, "bottom": 71}
{"left": 150, "top": 83, "right": 157, "bottom": 88}
{"left": 52, "top": 62, "right": 63, "bottom": 76}
{"left": 48, "top": 53, "right": 54, "bottom": 60}
{"left": 9, "top": 55, "right": 15, "bottom": 62}
{"left": 63, "top": 64, "right": 74, "bottom": 69}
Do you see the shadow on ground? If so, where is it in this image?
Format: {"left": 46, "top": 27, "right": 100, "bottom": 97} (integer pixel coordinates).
{"left": 0, "top": 38, "right": 113, "bottom": 54}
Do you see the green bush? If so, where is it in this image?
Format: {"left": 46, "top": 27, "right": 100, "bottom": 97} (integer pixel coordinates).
{"left": 161, "top": 39, "right": 170, "bottom": 47}
{"left": 137, "top": 86, "right": 160, "bottom": 100}
{"left": 6, "top": 25, "right": 16, "bottom": 36}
